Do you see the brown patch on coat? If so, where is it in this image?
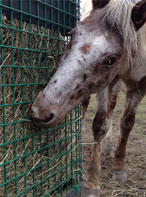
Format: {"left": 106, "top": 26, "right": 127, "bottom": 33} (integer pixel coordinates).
{"left": 121, "top": 111, "right": 135, "bottom": 134}
{"left": 54, "top": 80, "right": 57, "bottom": 84}
{"left": 68, "top": 94, "right": 75, "bottom": 105}
{"left": 138, "top": 75, "right": 146, "bottom": 96}
{"left": 82, "top": 96, "right": 90, "bottom": 109}
{"left": 126, "top": 79, "right": 137, "bottom": 90}
{"left": 80, "top": 43, "right": 91, "bottom": 54}
{"left": 68, "top": 100, "right": 74, "bottom": 105}
{"left": 82, "top": 73, "right": 87, "bottom": 82}
{"left": 70, "top": 95, "right": 75, "bottom": 100}
{"left": 67, "top": 40, "right": 73, "bottom": 50}
{"left": 92, "top": 0, "right": 110, "bottom": 9}
{"left": 75, "top": 84, "right": 80, "bottom": 90}
{"left": 88, "top": 82, "right": 95, "bottom": 89}
{"left": 92, "top": 111, "right": 110, "bottom": 141}
{"left": 108, "top": 95, "right": 117, "bottom": 114}
{"left": 76, "top": 89, "right": 85, "bottom": 100}
{"left": 126, "top": 75, "right": 146, "bottom": 96}
{"left": 131, "top": 0, "right": 146, "bottom": 31}
{"left": 82, "top": 96, "right": 90, "bottom": 118}
{"left": 64, "top": 52, "right": 69, "bottom": 59}
{"left": 93, "top": 65, "right": 99, "bottom": 74}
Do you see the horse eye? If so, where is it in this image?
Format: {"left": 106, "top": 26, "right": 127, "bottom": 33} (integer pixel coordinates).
{"left": 104, "top": 57, "right": 117, "bottom": 65}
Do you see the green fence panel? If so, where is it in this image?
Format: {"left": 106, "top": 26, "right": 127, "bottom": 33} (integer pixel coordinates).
{"left": 0, "top": 0, "right": 82, "bottom": 196}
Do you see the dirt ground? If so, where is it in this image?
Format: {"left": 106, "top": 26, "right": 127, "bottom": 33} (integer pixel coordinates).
{"left": 82, "top": 93, "right": 146, "bottom": 197}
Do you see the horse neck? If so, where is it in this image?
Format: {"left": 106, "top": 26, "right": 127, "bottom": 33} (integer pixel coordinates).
{"left": 131, "top": 53, "right": 146, "bottom": 81}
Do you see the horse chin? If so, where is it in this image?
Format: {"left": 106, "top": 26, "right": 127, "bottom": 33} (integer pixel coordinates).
{"left": 32, "top": 118, "right": 58, "bottom": 128}
{"left": 31, "top": 113, "right": 66, "bottom": 128}
{"left": 39, "top": 121, "right": 59, "bottom": 128}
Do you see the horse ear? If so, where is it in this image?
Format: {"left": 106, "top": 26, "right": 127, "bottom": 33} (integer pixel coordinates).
{"left": 92, "top": 0, "right": 110, "bottom": 9}
{"left": 131, "top": 0, "right": 146, "bottom": 31}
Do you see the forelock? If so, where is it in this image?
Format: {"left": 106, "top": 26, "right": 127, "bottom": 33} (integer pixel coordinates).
{"left": 84, "top": 0, "right": 146, "bottom": 61}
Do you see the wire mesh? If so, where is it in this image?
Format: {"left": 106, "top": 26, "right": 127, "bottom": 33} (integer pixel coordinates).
{"left": 0, "top": 0, "right": 82, "bottom": 196}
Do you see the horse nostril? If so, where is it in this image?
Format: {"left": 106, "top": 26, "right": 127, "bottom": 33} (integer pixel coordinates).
{"left": 42, "top": 113, "right": 54, "bottom": 123}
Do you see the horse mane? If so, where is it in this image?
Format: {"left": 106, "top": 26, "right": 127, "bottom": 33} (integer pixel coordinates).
{"left": 81, "top": 0, "right": 92, "bottom": 21}
{"left": 102, "top": 0, "right": 146, "bottom": 61}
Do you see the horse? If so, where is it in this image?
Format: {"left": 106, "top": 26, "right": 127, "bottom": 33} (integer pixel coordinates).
{"left": 31, "top": 0, "right": 146, "bottom": 195}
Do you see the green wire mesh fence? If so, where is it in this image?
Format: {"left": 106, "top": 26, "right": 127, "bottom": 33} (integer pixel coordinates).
{"left": 0, "top": 0, "right": 82, "bottom": 196}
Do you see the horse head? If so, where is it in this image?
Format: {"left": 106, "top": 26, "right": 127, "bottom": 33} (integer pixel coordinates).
{"left": 31, "top": 0, "right": 146, "bottom": 127}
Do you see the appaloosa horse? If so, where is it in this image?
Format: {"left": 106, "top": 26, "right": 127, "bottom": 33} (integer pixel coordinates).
{"left": 31, "top": 0, "right": 146, "bottom": 195}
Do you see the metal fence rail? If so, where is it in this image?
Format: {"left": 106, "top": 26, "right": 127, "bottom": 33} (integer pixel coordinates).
{"left": 0, "top": 0, "right": 82, "bottom": 196}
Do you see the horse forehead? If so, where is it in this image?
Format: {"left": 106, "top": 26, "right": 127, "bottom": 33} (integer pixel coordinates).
{"left": 75, "top": 24, "right": 108, "bottom": 45}
{"left": 94, "top": 35, "right": 110, "bottom": 47}
{"left": 79, "top": 35, "right": 113, "bottom": 53}
{"left": 77, "top": 23, "right": 115, "bottom": 48}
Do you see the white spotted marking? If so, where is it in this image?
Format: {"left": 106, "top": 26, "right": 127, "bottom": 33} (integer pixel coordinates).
{"left": 32, "top": 106, "right": 39, "bottom": 118}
